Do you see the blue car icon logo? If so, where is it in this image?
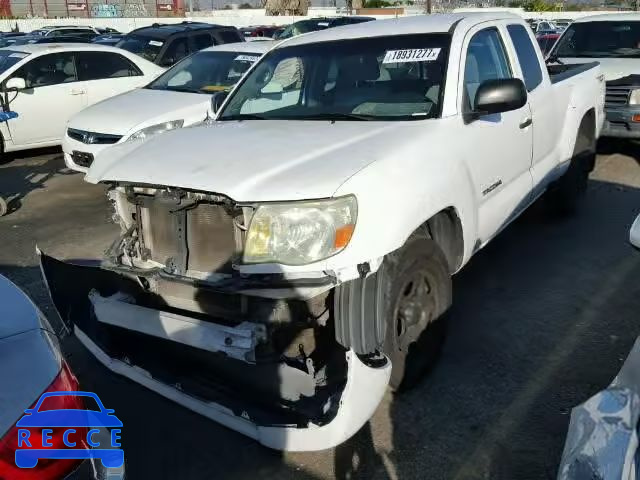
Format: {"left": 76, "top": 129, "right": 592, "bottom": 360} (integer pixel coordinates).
{"left": 15, "top": 391, "right": 124, "bottom": 469}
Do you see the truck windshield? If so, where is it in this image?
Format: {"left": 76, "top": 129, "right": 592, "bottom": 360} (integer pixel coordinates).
{"left": 554, "top": 21, "right": 640, "bottom": 58}
{"left": 219, "top": 33, "right": 450, "bottom": 122}
{"left": 147, "top": 50, "right": 263, "bottom": 93}
{"left": 117, "top": 34, "right": 164, "bottom": 62}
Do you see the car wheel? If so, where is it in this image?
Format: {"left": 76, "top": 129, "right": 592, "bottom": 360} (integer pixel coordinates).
{"left": 546, "top": 124, "right": 595, "bottom": 215}
{"left": 0, "top": 196, "right": 7, "bottom": 216}
{"left": 546, "top": 153, "right": 592, "bottom": 215}
{"left": 382, "top": 233, "right": 451, "bottom": 391}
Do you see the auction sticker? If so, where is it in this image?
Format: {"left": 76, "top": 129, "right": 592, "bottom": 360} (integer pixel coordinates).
{"left": 235, "top": 54, "right": 260, "bottom": 62}
{"left": 148, "top": 40, "right": 163, "bottom": 47}
{"left": 383, "top": 48, "right": 441, "bottom": 64}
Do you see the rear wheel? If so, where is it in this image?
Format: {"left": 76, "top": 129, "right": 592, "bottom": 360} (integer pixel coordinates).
{"left": 546, "top": 120, "right": 595, "bottom": 215}
{"left": 382, "top": 234, "right": 451, "bottom": 391}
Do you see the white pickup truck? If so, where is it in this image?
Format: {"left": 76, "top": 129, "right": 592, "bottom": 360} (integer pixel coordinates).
{"left": 41, "top": 13, "right": 604, "bottom": 451}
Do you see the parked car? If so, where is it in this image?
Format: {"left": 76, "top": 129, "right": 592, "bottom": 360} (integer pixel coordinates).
{"left": 0, "top": 44, "right": 163, "bottom": 157}
{"left": 275, "top": 16, "right": 375, "bottom": 39}
{"left": 533, "top": 20, "right": 558, "bottom": 34}
{"left": 42, "top": 12, "right": 604, "bottom": 451}
{"left": 0, "top": 32, "right": 26, "bottom": 39}
{"left": 240, "top": 25, "right": 282, "bottom": 39}
{"left": 0, "top": 32, "right": 27, "bottom": 48}
{"left": 64, "top": 41, "right": 272, "bottom": 172}
{"left": 30, "top": 25, "right": 99, "bottom": 40}
{"left": 554, "top": 19, "right": 571, "bottom": 31}
{"left": 116, "top": 22, "right": 244, "bottom": 68}
{"left": 10, "top": 34, "right": 94, "bottom": 45}
{"left": 91, "top": 33, "right": 124, "bottom": 46}
{"left": 549, "top": 13, "right": 640, "bottom": 139}
{"left": 95, "top": 27, "right": 120, "bottom": 35}
{"left": 0, "top": 274, "right": 124, "bottom": 479}
{"left": 537, "top": 32, "right": 560, "bottom": 55}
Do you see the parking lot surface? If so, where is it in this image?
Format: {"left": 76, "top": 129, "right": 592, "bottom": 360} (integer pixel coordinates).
{"left": 2, "top": 143, "right": 640, "bottom": 479}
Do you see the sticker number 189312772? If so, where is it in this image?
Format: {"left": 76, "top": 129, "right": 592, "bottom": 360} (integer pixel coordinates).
{"left": 382, "top": 48, "right": 441, "bottom": 64}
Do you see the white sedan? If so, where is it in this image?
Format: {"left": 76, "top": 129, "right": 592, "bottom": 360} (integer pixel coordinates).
{"left": 0, "top": 43, "right": 163, "bottom": 156}
{"left": 63, "top": 41, "right": 272, "bottom": 172}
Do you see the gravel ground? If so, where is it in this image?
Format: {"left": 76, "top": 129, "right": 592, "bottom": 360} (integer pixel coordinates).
{"left": 1, "top": 142, "right": 640, "bottom": 480}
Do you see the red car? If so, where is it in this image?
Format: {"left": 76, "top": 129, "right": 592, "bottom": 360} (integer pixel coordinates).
{"left": 537, "top": 33, "right": 560, "bottom": 55}
{"left": 240, "top": 26, "right": 282, "bottom": 39}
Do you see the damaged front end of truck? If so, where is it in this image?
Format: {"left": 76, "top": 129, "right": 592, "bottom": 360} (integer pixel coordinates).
{"left": 40, "top": 184, "right": 390, "bottom": 451}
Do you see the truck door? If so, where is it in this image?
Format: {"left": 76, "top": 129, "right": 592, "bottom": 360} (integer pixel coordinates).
{"left": 460, "top": 26, "right": 533, "bottom": 244}
{"left": 505, "top": 23, "right": 562, "bottom": 198}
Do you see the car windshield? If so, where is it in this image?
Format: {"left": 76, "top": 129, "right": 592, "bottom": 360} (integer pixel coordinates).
{"left": 147, "top": 50, "right": 262, "bottom": 94}
{"left": 117, "top": 34, "right": 164, "bottom": 62}
{"left": 277, "top": 19, "right": 331, "bottom": 40}
{"left": 554, "top": 21, "right": 640, "bottom": 58}
{"left": 220, "top": 34, "right": 450, "bottom": 122}
{"left": 0, "top": 50, "right": 28, "bottom": 74}
{"left": 0, "top": 37, "right": 20, "bottom": 47}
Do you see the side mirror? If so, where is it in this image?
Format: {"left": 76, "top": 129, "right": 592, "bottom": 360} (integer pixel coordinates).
{"left": 472, "top": 78, "right": 527, "bottom": 118}
{"left": 5, "top": 77, "right": 26, "bottom": 91}
{"left": 630, "top": 213, "right": 640, "bottom": 250}
{"left": 210, "top": 91, "right": 229, "bottom": 117}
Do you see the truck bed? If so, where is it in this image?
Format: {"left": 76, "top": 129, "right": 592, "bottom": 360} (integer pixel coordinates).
{"left": 547, "top": 62, "right": 600, "bottom": 84}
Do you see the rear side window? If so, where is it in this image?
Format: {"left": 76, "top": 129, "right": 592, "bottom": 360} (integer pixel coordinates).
{"left": 217, "top": 29, "right": 242, "bottom": 44}
{"left": 76, "top": 51, "right": 142, "bottom": 81}
{"left": 507, "top": 24, "right": 543, "bottom": 91}
{"left": 193, "top": 33, "right": 214, "bottom": 51}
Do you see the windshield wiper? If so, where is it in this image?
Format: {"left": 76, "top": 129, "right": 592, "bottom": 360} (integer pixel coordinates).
{"left": 221, "top": 113, "right": 268, "bottom": 121}
{"left": 164, "top": 86, "right": 201, "bottom": 93}
{"left": 293, "top": 112, "right": 377, "bottom": 121}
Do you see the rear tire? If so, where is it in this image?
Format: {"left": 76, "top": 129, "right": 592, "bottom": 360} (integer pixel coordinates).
{"left": 545, "top": 120, "right": 595, "bottom": 215}
{"left": 382, "top": 233, "right": 451, "bottom": 391}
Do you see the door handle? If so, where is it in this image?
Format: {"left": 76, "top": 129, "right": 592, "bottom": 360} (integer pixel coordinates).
{"left": 70, "top": 88, "right": 86, "bottom": 95}
{"left": 519, "top": 118, "right": 532, "bottom": 129}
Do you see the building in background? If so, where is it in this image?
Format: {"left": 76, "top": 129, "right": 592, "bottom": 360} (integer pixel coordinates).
{"left": 0, "top": 0, "right": 185, "bottom": 18}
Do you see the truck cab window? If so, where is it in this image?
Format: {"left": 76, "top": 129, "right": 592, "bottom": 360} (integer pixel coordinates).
{"left": 464, "top": 28, "right": 512, "bottom": 110}
{"left": 507, "top": 24, "right": 543, "bottom": 91}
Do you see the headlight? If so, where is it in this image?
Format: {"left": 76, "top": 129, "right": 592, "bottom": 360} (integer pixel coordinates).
{"left": 128, "top": 120, "right": 184, "bottom": 141}
{"left": 630, "top": 89, "right": 640, "bottom": 105}
{"left": 244, "top": 196, "right": 357, "bottom": 265}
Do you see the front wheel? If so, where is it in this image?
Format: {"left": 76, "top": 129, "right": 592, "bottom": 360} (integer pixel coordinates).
{"left": 382, "top": 234, "right": 452, "bottom": 391}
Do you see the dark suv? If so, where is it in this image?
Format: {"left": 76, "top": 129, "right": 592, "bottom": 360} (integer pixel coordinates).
{"left": 116, "top": 21, "right": 244, "bottom": 67}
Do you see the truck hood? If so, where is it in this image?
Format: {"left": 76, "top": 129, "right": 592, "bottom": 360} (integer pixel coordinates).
{"left": 67, "top": 88, "right": 210, "bottom": 136}
{"left": 85, "top": 119, "right": 419, "bottom": 201}
{"left": 559, "top": 57, "right": 640, "bottom": 81}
